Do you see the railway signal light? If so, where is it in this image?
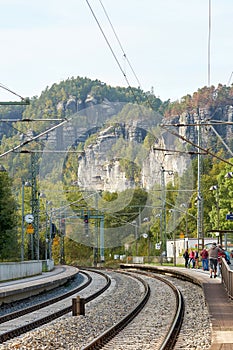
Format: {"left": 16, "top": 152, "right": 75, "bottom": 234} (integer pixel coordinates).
{"left": 84, "top": 214, "right": 89, "bottom": 224}
{"left": 51, "top": 223, "right": 57, "bottom": 239}
{"left": 60, "top": 218, "right": 66, "bottom": 235}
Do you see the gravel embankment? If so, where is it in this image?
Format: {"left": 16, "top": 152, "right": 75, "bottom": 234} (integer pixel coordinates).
{"left": 0, "top": 271, "right": 212, "bottom": 350}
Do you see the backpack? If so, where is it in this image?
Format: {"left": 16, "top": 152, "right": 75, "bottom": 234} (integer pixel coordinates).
{"left": 225, "top": 251, "right": 231, "bottom": 265}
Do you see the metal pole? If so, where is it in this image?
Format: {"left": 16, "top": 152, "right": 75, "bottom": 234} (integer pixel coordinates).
{"left": 197, "top": 108, "right": 203, "bottom": 252}
{"left": 224, "top": 233, "right": 227, "bottom": 250}
{"left": 37, "top": 194, "right": 40, "bottom": 260}
{"left": 49, "top": 209, "right": 53, "bottom": 260}
{"left": 100, "top": 217, "right": 105, "bottom": 262}
{"left": 31, "top": 153, "right": 40, "bottom": 260}
{"left": 94, "top": 194, "right": 98, "bottom": 267}
{"left": 45, "top": 201, "right": 48, "bottom": 261}
{"left": 210, "top": 185, "right": 221, "bottom": 245}
{"left": 159, "top": 213, "right": 162, "bottom": 246}
{"left": 161, "top": 167, "right": 167, "bottom": 256}
{"left": 147, "top": 232, "right": 150, "bottom": 261}
{"left": 137, "top": 207, "right": 141, "bottom": 256}
{"left": 216, "top": 188, "right": 222, "bottom": 245}
{"left": 173, "top": 212, "right": 176, "bottom": 266}
{"left": 59, "top": 208, "right": 65, "bottom": 264}
{"left": 21, "top": 182, "right": 25, "bottom": 261}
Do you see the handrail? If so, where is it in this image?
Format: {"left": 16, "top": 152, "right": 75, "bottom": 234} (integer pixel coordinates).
{"left": 221, "top": 258, "right": 233, "bottom": 299}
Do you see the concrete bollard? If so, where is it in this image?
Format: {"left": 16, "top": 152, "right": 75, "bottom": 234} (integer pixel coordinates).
{"left": 72, "top": 296, "right": 85, "bottom": 316}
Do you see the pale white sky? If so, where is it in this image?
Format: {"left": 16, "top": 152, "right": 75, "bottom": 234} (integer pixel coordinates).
{"left": 0, "top": 0, "right": 232, "bottom": 102}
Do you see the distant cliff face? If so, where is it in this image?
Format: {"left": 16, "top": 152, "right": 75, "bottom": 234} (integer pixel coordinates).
{"left": 75, "top": 120, "right": 193, "bottom": 192}
{"left": 44, "top": 98, "right": 233, "bottom": 192}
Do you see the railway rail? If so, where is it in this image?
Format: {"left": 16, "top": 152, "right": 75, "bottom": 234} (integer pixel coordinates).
{"left": 82, "top": 270, "right": 184, "bottom": 350}
{"left": 0, "top": 269, "right": 110, "bottom": 344}
{"left": 0, "top": 270, "right": 91, "bottom": 324}
{"left": 0, "top": 265, "right": 221, "bottom": 349}
{"left": 0, "top": 269, "right": 185, "bottom": 349}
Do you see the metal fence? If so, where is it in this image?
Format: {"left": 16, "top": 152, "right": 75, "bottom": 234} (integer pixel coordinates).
{"left": 221, "top": 258, "right": 233, "bottom": 299}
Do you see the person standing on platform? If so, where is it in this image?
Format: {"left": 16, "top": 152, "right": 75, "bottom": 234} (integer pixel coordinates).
{"left": 200, "top": 248, "right": 209, "bottom": 271}
{"left": 217, "top": 244, "right": 226, "bottom": 277}
{"left": 189, "top": 249, "right": 195, "bottom": 268}
{"left": 194, "top": 250, "right": 199, "bottom": 269}
{"left": 208, "top": 242, "right": 223, "bottom": 278}
{"left": 183, "top": 249, "right": 189, "bottom": 268}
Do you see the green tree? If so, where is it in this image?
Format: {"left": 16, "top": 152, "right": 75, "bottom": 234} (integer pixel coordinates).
{"left": 0, "top": 169, "right": 19, "bottom": 260}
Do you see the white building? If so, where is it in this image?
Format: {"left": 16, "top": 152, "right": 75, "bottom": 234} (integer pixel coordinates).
{"left": 167, "top": 237, "right": 218, "bottom": 259}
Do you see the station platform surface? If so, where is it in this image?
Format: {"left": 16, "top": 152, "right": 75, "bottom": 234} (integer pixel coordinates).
{"left": 0, "top": 264, "right": 79, "bottom": 303}
{"left": 169, "top": 267, "right": 233, "bottom": 350}
{"left": 121, "top": 264, "right": 233, "bottom": 350}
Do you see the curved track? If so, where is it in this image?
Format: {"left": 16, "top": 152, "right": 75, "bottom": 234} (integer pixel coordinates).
{"left": 0, "top": 269, "right": 110, "bottom": 344}
{"left": 1, "top": 267, "right": 204, "bottom": 349}
{"left": 82, "top": 270, "right": 184, "bottom": 350}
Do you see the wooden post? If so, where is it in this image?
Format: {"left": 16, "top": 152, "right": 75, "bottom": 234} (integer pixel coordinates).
{"left": 72, "top": 296, "right": 85, "bottom": 316}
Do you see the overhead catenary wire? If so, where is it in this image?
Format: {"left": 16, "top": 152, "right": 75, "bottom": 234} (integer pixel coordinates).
{"left": 209, "top": 125, "right": 233, "bottom": 157}
{"left": 18, "top": 149, "right": 83, "bottom": 153}
{"left": 161, "top": 119, "right": 233, "bottom": 158}
{"left": 227, "top": 71, "right": 233, "bottom": 86}
{"left": 0, "top": 82, "right": 28, "bottom": 101}
{"left": 1, "top": 120, "right": 44, "bottom": 148}
{"left": 0, "top": 118, "right": 69, "bottom": 158}
{"left": 85, "top": 0, "right": 155, "bottom": 110}
{"left": 160, "top": 124, "right": 233, "bottom": 166}
{"left": 153, "top": 147, "right": 206, "bottom": 155}
{"left": 161, "top": 120, "right": 233, "bottom": 127}
{"left": 0, "top": 118, "right": 65, "bottom": 122}
{"left": 208, "top": 0, "right": 211, "bottom": 87}
{"left": 0, "top": 1, "right": 230, "bottom": 164}
{"left": 98, "top": 0, "right": 141, "bottom": 88}
{"left": 0, "top": 117, "right": 66, "bottom": 151}
{"left": 85, "top": 1, "right": 134, "bottom": 92}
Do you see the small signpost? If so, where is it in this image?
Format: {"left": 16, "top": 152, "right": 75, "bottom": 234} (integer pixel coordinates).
{"left": 26, "top": 223, "right": 34, "bottom": 234}
{"left": 226, "top": 212, "right": 233, "bottom": 220}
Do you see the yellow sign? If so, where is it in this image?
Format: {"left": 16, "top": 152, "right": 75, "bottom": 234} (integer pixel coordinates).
{"left": 180, "top": 232, "right": 185, "bottom": 239}
{"left": 53, "top": 236, "right": 59, "bottom": 246}
{"left": 26, "top": 223, "right": 34, "bottom": 234}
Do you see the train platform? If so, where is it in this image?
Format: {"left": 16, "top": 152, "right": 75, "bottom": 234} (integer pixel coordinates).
{"left": 120, "top": 264, "right": 233, "bottom": 349}
{"left": 165, "top": 266, "right": 233, "bottom": 350}
{"left": 0, "top": 264, "right": 79, "bottom": 304}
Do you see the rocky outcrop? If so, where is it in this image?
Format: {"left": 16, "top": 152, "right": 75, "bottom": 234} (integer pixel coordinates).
{"left": 44, "top": 98, "right": 233, "bottom": 192}
{"left": 76, "top": 122, "right": 192, "bottom": 192}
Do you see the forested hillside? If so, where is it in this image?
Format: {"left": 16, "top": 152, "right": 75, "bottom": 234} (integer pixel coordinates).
{"left": 164, "top": 83, "right": 233, "bottom": 116}
{"left": 1, "top": 78, "right": 233, "bottom": 143}
{"left": 1, "top": 76, "right": 233, "bottom": 264}
{"left": 0, "top": 76, "right": 162, "bottom": 137}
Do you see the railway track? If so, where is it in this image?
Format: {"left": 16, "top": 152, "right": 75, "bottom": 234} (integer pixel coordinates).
{"left": 82, "top": 270, "right": 184, "bottom": 350}
{"left": 0, "top": 267, "right": 210, "bottom": 349}
{"left": 119, "top": 265, "right": 212, "bottom": 350}
{"left": 0, "top": 269, "right": 110, "bottom": 344}
{"left": 0, "top": 270, "right": 91, "bottom": 324}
